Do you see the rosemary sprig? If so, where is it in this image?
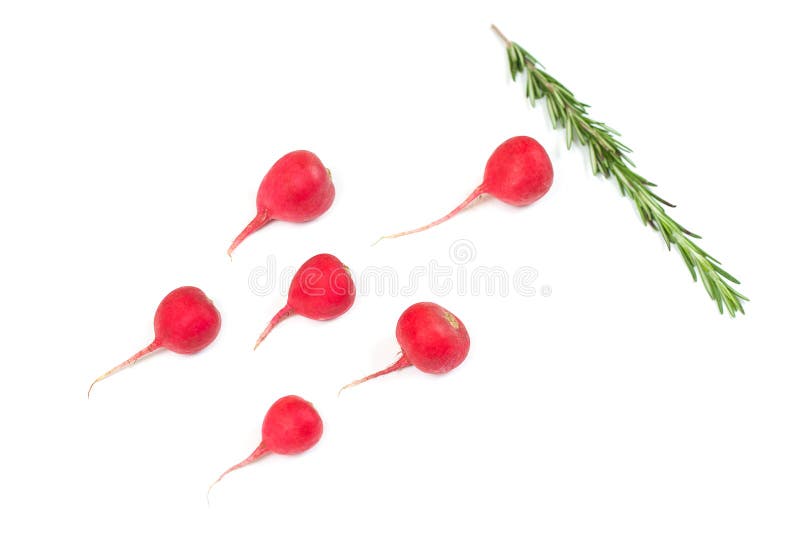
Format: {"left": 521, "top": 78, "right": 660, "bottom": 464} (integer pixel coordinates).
{"left": 490, "top": 25, "right": 747, "bottom": 316}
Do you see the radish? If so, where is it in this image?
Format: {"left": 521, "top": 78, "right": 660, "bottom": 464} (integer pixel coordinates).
{"left": 208, "top": 395, "right": 323, "bottom": 495}
{"left": 376, "top": 136, "right": 552, "bottom": 241}
{"left": 88, "top": 286, "right": 221, "bottom": 397}
{"left": 340, "top": 302, "right": 469, "bottom": 392}
{"left": 228, "top": 150, "right": 334, "bottom": 257}
{"left": 254, "top": 253, "right": 355, "bottom": 350}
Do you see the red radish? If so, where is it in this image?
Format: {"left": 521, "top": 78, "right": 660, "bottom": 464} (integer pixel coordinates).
{"left": 228, "top": 150, "right": 334, "bottom": 257}
{"left": 376, "top": 136, "right": 552, "bottom": 241}
{"left": 340, "top": 302, "right": 469, "bottom": 392}
{"left": 208, "top": 395, "right": 323, "bottom": 495}
{"left": 254, "top": 253, "right": 355, "bottom": 350}
{"left": 87, "top": 286, "right": 221, "bottom": 397}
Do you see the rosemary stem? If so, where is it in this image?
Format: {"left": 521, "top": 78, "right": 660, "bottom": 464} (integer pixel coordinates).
{"left": 490, "top": 24, "right": 511, "bottom": 46}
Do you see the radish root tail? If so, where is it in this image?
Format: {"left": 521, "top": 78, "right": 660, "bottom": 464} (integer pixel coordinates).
{"left": 87, "top": 340, "right": 162, "bottom": 398}
{"left": 338, "top": 352, "right": 412, "bottom": 395}
{"left": 228, "top": 210, "right": 272, "bottom": 258}
{"left": 207, "top": 442, "right": 271, "bottom": 502}
{"left": 374, "top": 184, "right": 485, "bottom": 243}
{"left": 253, "top": 304, "right": 294, "bottom": 350}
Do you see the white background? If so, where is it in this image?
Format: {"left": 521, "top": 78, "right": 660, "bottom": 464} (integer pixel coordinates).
{"left": 1, "top": 1, "right": 798, "bottom": 533}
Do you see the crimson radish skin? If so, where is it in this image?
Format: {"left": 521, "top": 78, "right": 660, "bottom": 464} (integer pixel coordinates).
{"left": 228, "top": 150, "right": 334, "bottom": 257}
{"left": 377, "top": 136, "right": 553, "bottom": 241}
{"left": 87, "top": 286, "right": 221, "bottom": 397}
{"left": 254, "top": 253, "right": 355, "bottom": 350}
{"left": 208, "top": 395, "right": 323, "bottom": 495}
{"left": 340, "top": 302, "right": 469, "bottom": 392}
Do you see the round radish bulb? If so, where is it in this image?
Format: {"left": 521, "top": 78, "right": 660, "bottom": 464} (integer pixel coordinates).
{"left": 208, "top": 395, "right": 323, "bottom": 495}
{"left": 377, "top": 136, "right": 552, "bottom": 241}
{"left": 88, "top": 286, "right": 221, "bottom": 397}
{"left": 340, "top": 302, "right": 469, "bottom": 392}
{"left": 228, "top": 150, "right": 334, "bottom": 257}
{"left": 253, "top": 253, "right": 355, "bottom": 350}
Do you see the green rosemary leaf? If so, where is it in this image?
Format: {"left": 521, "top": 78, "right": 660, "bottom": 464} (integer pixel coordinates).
{"left": 565, "top": 118, "right": 574, "bottom": 149}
